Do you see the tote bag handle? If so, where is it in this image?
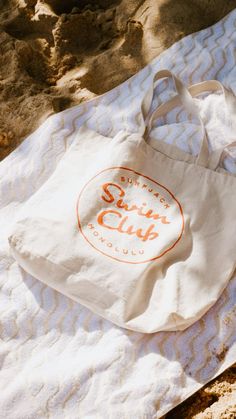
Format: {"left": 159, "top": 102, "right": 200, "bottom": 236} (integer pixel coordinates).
{"left": 140, "top": 70, "right": 236, "bottom": 169}
{"left": 140, "top": 69, "right": 210, "bottom": 167}
{"left": 144, "top": 77, "right": 236, "bottom": 170}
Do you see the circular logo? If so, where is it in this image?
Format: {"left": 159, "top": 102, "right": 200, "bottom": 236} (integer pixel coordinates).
{"left": 76, "top": 167, "right": 184, "bottom": 264}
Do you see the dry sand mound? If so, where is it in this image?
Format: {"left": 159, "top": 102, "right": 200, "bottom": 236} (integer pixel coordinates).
{"left": 0, "top": 1, "right": 236, "bottom": 417}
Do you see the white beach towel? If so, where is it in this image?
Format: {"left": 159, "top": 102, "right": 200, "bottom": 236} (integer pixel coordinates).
{"left": 0, "top": 10, "right": 236, "bottom": 418}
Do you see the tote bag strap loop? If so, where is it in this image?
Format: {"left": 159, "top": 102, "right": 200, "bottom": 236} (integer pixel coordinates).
{"left": 144, "top": 76, "right": 236, "bottom": 170}
{"left": 208, "top": 141, "right": 236, "bottom": 170}
{"left": 146, "top": 80, "right": 229, "bottom": 124}
{"left": 140, "top": 69, "right": 210, "bottom": 167}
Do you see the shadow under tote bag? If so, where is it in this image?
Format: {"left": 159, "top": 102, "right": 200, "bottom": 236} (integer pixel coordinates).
{"left": 8, "top": 70, "right": 236, "bottom": 333}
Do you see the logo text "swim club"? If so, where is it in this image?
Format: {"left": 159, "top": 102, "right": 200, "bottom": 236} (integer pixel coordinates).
{"left": 77, "top": 167, "right": 184, "bottom": 264}
{"left": 97, "top": 182, "right": 171, "bottom": 242}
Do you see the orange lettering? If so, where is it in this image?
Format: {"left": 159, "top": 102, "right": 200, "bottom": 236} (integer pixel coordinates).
{"left": 97, "top": 210, "right": 159, "bottom": 242}
{"left": 99, "top": 183, "right": 171, "bottom": 230}
{"left": 101, "top": 183, "right": 124, "bottom": 204}
{"left": 97, "top": 210, "right": 122, "bottom": 229}
{"left": 137, "top": 224, "right": 159, "bottom": 241}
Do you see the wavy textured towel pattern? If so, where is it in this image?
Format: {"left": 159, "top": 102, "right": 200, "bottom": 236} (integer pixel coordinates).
{"left": 0, "top": 10, "right": 236, "bottom": 419}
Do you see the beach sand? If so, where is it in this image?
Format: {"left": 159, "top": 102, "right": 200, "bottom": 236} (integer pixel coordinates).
{"left": 0, "top": 1, "right": 235, "bottom": 417}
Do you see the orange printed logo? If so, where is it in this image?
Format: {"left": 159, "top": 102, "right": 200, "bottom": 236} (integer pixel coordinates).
{"left": 76, "top": 167, "right": 184, "bottom": 264}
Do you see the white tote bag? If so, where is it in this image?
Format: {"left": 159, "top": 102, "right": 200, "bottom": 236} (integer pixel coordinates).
{"left": 8, "top": 70, "right": 236, "bottom": 333}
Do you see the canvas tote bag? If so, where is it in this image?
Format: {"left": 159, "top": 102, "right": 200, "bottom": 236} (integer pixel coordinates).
{"left": 8, "top": 70, "right": 236, "bottom": 333}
